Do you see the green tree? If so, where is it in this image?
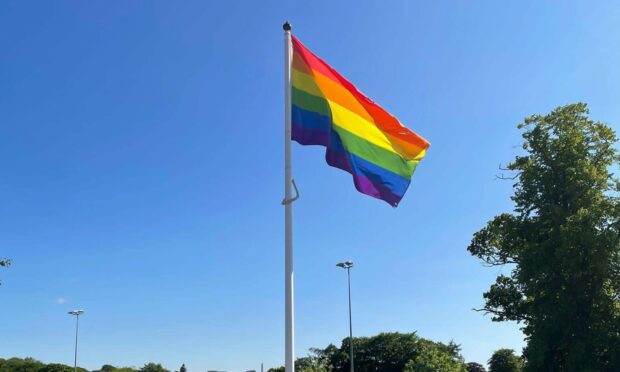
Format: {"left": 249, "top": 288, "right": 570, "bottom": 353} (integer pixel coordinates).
{"left": 295, "top": 353, "right": 329, "bottom": 372}
{"left": 310, "top": 344, "right": 343, "bottom": 371}
{"left": 1, "top": 360, "right": 86, "bottom": 372}
{"left": 269, "top": 332, "right": 465, "bottom": 372}
{"left": 327, "top": 332, "right": 463, "bottom": 372}
{"left": 94, "top": 365, "right": 137, "bottom": 372}
{"left": 468, "top": 103, "right": 620, "bottom": 371}
{"left": 139, "top": 364, "right": 168, "bottom": 372}
{"left": 38, "top": 364, "right": 74, "bottom": 372}
{"left": 0, "top": 357, "right": 44, "bottom": 372}
{"left": 266, "top": 368, "right": 284, "bottom": 372}
{"left": 465, "top": 362, "right": 486, "bottom": 372}
{"left": 488, "top": 349, "right": 522, "bottom": 372}
{"left": 403, "top": 342, "right": 466, "bottom": 372}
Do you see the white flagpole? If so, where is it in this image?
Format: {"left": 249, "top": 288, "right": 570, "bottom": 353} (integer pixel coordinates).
{"left": 282, "top": 21, "right": 295, "bottom": 372}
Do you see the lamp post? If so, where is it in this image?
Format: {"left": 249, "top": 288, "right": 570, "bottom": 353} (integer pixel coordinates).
{"left": 68, "top": 310, "right": 84, "bottom": 372}
{"left": 336, "top": 261, "right": 354, "bottom": 372}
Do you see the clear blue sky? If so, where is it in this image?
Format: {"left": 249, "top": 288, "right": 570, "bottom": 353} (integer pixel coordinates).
{"left": 1, "top": 1, "right": 619, "bottom": 371}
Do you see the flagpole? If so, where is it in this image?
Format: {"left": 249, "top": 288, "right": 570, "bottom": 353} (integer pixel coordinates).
{"left": 282, "top": 21, "right": 295, "bottom": 372}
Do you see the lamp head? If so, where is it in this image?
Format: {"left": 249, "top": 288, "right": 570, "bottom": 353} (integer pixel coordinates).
{"left": 336, "top": 261, "right": 353, "bottom": 269}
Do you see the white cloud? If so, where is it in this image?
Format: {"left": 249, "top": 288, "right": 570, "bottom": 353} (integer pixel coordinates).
{"left": 56, "top": 297, "right": 66, "bottom": 304}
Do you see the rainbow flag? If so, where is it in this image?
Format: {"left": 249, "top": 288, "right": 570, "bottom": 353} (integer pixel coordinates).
{"left": 291, "top": 36, "right": 430, "bottom": 207}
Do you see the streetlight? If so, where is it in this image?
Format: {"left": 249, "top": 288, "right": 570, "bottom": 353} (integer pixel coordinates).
{"left": 336, "top": 261, "right": 354, "bottom": 372}
{"left": 68, "top": 310, "right": 84, "bottom": 372}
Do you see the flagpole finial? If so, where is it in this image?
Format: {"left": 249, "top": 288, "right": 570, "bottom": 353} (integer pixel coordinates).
{"left": 283, "top": 22, "right": 292, "bottom": 31}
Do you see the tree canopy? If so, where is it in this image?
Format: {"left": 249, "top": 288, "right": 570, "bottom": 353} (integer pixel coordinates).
{"left": 93, "top": 365, "right": 138, "bottom": 372}
{"left": 268, "top": 332, "right": 467, "bottom": 372}
{"left": 466, "top": 362, "right": 487, "bottom": 372}
{"left": 138, "top": 364, "right": 168, "bottom": 372}
{"left": 0, "top": 358, "right": 87, "bottom": 372}
{"left": 488, "top": 349, "right": 523, "bottom": 372}
{"left": 403, "top": 341, "right": 466, "bottom": 372}
{"left": 0, "top": 359, "right": 158, "bottom": 372}
{"left": 469, "top": 103, "right": 620, "bottom": 370}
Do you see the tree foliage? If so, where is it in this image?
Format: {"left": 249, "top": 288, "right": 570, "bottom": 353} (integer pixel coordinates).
{"left": 468, "top": 103, "right": 620, "bottom": 370}
{"left": 488, "top": 349, "right": 523, "bottom": 372}
{"left": 93, "top": 365, "right": 137, "bottom": 372}
{"left": 38, "top": 364, "right": 74, "bottom": 372}
{"left": 0, "top": 359, "right": 86, "bottom": 372}
{"left": 294, "top": 354, "right": 330, "bottom": 372}
{"left": 269, "top": 332, "right": 466, "bottom": 372}
{"left": 138, "top": 364, "right": 168, "bottom": 372}
{"left": 403, "top": 342, "right": 466, "bottom": 372}
{"left": 0, "top": 359, "right": 165, "bottom": 372}
{"left": 0, "top": 358, "right": 45, "bottom": 372}
{"left": 465, "top": 362, "right": 487, "bottom": 372}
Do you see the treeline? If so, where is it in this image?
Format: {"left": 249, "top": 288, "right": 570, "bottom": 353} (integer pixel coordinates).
{"left": 0, "top": 358, "right": 88, "bottom": 372}
{"left": 1, "top": 343, "right": 524, "bottom": 372}
{"left": 93, "top": 363, "right": 169, "bottom": 372}
{"left": 0, "top": 359, "right": 170, "bottom": 372}
{"left": 266, "top": 332, "right": 523, "bottom": 372}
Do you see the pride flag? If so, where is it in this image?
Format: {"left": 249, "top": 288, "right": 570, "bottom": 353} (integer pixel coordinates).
{"left": 291, "top": 36, "right": 430, "bottom": 207}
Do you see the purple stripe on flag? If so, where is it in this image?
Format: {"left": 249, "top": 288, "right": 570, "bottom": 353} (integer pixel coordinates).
{"left": 326, "top": 146, "right": 402, "bottom": 207}
{"left": 293, "top": 125, "right": 403, "bottom": 206}
{"left": 292, "top": 123, "right": 330, "bottom": 146}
